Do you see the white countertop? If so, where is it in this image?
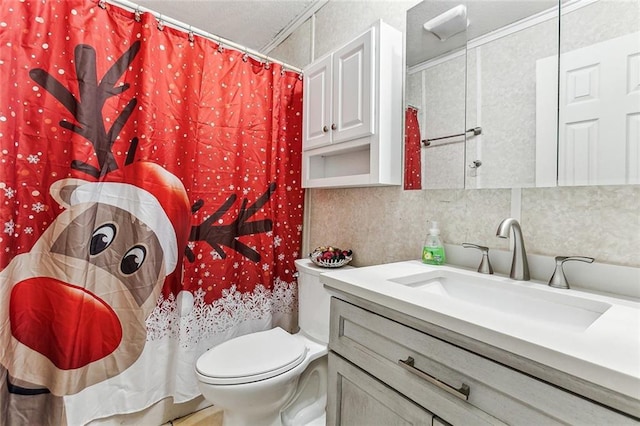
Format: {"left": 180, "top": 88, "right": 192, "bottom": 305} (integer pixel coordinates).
{"left": 320, "top": 260, "right": 640, "bottom": 401}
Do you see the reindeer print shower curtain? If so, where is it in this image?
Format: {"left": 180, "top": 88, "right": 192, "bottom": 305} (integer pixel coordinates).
{"left": 0, "top": 1, "right": 304, "bottom": 423}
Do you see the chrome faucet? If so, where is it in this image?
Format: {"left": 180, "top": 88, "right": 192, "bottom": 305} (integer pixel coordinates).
{"left": 496, "top": 218, "right": 530, "bottom": 281}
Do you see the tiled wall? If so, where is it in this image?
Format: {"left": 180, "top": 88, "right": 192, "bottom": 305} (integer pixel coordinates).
{"left": 271, "top": 0, "right": 640, "bottom": 269}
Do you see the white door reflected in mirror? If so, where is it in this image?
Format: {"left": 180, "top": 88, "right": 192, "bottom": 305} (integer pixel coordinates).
{"left": 538, "top": 31, "right": 640, "bottom": 186}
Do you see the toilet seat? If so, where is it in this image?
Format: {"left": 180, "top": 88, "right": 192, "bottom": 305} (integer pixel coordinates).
{"left": 196, "top": 327, "right": 308, "bottom": 385}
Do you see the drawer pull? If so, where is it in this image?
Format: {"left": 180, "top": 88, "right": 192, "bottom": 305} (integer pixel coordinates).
{"left": 398, "top": 356, "right": 470, "bottom": 401}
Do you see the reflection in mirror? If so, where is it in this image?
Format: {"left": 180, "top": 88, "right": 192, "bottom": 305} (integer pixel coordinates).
{"left": 551, "top": 0, "right": 639, "bottom": 186}
{"left": 405, "top": 0, "right": 559, "bottom": 189}
{"left": 406, "top": 1, "right": 467, "bottom": 189}
{"left": 464, "top": 1, "right": 558, "bottom": 189}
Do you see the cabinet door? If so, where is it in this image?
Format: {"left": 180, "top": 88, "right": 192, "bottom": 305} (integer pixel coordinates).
{"left": 327, "top": 352, "right": 433, "bottom": 426}
{"left": 332, "top": 28, "right": 375, "bottom": 144}
{"left": 303, "top": 55, "right": 332, "bottom": 150}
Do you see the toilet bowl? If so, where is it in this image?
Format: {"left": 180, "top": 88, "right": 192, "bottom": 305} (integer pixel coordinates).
{"left": 195, "top": 259, "right": 350, "bottom": 426}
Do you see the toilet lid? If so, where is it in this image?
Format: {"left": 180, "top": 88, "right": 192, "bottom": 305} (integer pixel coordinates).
{"left": 196, "top": 327, "right": 307, "bottom": 385}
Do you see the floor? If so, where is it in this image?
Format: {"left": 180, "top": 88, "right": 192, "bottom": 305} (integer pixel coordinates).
{"left": 169, "top": 407, "right": 326, "bottom": 426}
{"left": 169, "top": 406, "right": 223, "bottom": 426}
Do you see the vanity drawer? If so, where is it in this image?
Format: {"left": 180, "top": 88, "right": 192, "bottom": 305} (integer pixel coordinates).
{"left": 327, "top": 352, "right": 434, "bottom": 426}
{"left": 329, "top": 297, "right": 637, "bottom": 425}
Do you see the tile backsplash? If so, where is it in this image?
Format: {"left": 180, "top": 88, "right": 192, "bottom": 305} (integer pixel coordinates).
{"left": 304, "top": 185, "right": 639, "bottom": 268}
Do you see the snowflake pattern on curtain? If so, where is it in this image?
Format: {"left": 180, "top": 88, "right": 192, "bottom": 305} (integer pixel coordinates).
{"left": 146, "top": 278, "right": 297, "bottom": 346}
{"left": 0, "top": 0, "right": 304, "bottom": 422}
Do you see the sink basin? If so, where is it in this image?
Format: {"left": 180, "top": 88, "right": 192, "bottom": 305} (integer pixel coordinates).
{"left": 389, "top": 270, "right": 611, "bottom": 331}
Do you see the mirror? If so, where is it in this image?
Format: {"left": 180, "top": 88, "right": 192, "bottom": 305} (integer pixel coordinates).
{"left": 406, "top": 1, "right": 469, "bottom": 189}
{"left": 552, "top": 0, "right": 639, "bottom": 186}
{"left": 406, "top": 0, "right": 561, "bottom": 189}
{"left": 463, "top": 1, "right": 559, "bottom": 189}
{"left": 405, "top": 0, "right": 640, "bottom": 189}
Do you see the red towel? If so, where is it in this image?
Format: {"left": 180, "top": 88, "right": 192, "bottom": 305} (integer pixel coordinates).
{"left": 404, "top": 107, "right": 422, "bottom": 190}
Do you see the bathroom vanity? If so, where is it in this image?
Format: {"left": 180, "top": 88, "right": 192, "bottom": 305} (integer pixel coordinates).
{"left": 321, "top": 261, "right": 640, "bottom": 425}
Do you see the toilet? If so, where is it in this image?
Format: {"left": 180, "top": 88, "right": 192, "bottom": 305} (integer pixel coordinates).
{"left": 195, "top": 258, "right": 350, "bottom": 426}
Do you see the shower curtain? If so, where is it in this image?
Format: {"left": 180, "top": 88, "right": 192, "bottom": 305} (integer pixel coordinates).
{"left": 0, "top": 1, "right": 304, "bottom": 424}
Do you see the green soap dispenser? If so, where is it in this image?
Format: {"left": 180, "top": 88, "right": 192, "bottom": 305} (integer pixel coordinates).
{"left": 422, "top": 221, "right": 446, "bottom": 265}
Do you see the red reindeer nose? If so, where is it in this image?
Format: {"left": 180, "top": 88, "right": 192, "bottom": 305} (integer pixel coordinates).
{"left": 10, "top": 277, "right": 122, "bottom": 370}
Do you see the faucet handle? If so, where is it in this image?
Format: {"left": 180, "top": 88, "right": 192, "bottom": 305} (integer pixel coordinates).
{"left": 462, "top": 243, "right": 494, "bottom": 274}
{"left": 548, "top": 256, "right": 594, "bottom": 289}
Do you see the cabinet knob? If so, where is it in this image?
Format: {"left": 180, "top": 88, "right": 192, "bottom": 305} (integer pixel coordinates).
{"left": 322, "top": 125, "right": 328, "bottom": 133}
{"left": 331, "top": 123, "right": 337, "bottom": 130}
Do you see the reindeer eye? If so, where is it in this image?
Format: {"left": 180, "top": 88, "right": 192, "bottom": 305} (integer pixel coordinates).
{"left": 121, "top": 245, "right": 146, "bottom": 275}
{"left": 90, "top": 224, "right": 116, "bottom": 255}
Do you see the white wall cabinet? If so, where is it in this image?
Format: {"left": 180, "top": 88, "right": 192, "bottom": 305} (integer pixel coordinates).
{"left": 302, "top": 20, "right": 402, "bottom": 188}
{"left": 304, "top": 31, "right": 373, "bottom": 150}
{"left": 327, "top": 297, "right": 639, "bottom": 426}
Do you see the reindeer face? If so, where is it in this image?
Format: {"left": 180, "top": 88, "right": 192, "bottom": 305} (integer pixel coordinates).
{"left": 51, "top": 204, "right": 164, "bottom": 306}
{"left": 0, "top": 169, "right": 189, "bottom": 396}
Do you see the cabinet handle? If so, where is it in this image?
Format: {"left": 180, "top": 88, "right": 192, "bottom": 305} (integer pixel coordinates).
{"left": 322, "top": 125, "right": 328, "bottom": 133}
{"left": 398, "top": 356, "right": 470, "bottom": 401}
{"left": 331, "top": 123, "right": 337, "bottom": 130}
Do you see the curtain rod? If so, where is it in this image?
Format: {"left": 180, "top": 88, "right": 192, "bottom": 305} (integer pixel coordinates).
{"left": 103, "top": 0, "right": 303, "bottom": 74}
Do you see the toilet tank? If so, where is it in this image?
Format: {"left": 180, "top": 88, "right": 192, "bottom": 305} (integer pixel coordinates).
{"left": 294, "top": 258, "right": 353, "bottom": 344}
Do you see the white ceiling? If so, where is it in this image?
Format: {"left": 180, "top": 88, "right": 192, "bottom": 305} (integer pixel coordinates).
{"left": 134, "top": 0, "right": 326, "bottom": 54}
{"left": 129, "top": 0, "right": 562, "bottom": 67}
{"left": 406, "top": 0, "right": 558, "bottom": 67}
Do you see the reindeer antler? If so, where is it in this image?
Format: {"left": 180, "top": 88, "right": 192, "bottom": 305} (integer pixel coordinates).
{"left": 29, "top": 41, "right": 141, "bottom": 177}
{"left": 186, "top": 183, "right": 277, "bottom": 262}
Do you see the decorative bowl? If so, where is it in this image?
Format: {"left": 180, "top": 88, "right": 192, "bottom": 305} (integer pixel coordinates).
{"left": 310, "top": 246, "right": 353, "bottom": 268}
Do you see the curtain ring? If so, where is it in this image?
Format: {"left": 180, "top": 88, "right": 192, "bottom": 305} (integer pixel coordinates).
{"left": 157, "top": 16, "right": 164, "bottom": 31}
{"left": 298, "top": 72, "right": 303, "bottom": 81}
{"left": 188, "top": 26, "right": 195, "bottom": 44}
{"left": 98, "top": 0, "right": 107, "bottom": 9}
{"left": 217, "top": 38, "right": 224, "bottom": 53}
{"left": 242, "top": 49, "right": 249, "bottom": 62}
{"left": 263, "top": 56, "right": 271, "bottom": 70}
{"left": 134, "top": 8, "right": 142, "bottom": 22}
